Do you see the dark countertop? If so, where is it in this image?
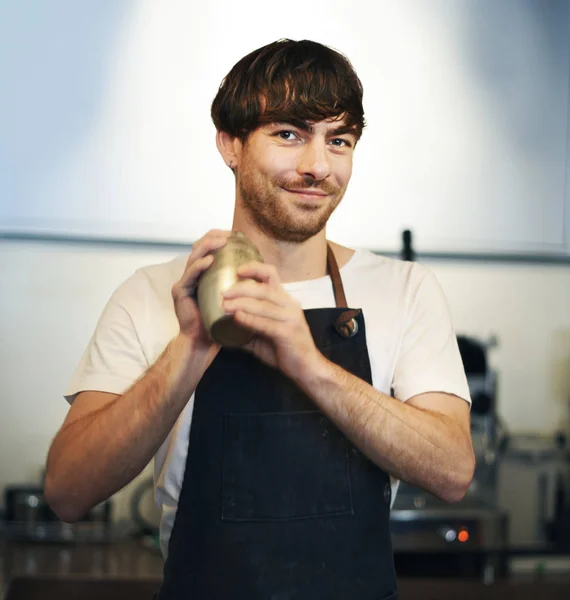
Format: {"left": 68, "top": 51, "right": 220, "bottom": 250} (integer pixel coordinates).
{"left": 4, "top": 575, "right": 570, "bottom": 600}
{"left": 2, "top": 537, "right": 570, "bottom": 599}
{"left": 0, "top": 537, "right": 163, "bottom": 599}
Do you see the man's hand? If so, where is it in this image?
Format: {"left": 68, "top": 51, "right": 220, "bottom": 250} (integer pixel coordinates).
{"left": 221, "top": 261, "right": 322, "bottom": 379}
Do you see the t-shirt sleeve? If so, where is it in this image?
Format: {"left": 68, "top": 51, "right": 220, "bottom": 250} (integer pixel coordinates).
{"left": 64, "top": 274, "right": 150, "bottom": 404}
{"left": 392, "top": 268, "right": 471, "bottom": 405}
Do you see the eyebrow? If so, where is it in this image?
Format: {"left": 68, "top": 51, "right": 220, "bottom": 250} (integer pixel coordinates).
{"left": 326, "top": 124, "right": 358, "bottom": 138}
{"left": 272, "top": 121, "right": 358, "bottom": 139}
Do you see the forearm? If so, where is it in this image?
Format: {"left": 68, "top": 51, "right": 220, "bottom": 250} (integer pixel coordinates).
{"left": 296, "top": 355, "right": 474, "bottom": 503}
{"left": 46, "top": 334, "right": 210, "bottom": 521}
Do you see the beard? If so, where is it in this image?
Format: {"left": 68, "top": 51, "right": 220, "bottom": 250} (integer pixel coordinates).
{"left": 237, "top": 158, "right": 346, "bottom": 244}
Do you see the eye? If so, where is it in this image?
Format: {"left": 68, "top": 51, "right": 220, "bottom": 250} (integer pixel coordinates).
{"left": 275, "top": 130, "right": 298, "bottom": 141}
{"left": 330, "top": 138, "right": 352, "bottom": 148}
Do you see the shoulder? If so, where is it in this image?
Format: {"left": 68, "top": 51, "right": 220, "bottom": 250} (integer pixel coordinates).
{"left": 336, "top": 246, "right": 448, "bottom": 320}
{"left": 110, "top": 254, "right": 188, "bottom": 310}
{"left": 341, "top": 246, "right": 433, "bottom": 290}
{"left": 90, "top": 253, "right": 188, "bottom": 367}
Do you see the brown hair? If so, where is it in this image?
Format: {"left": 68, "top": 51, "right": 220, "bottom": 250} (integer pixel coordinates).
{"left": 211, "top": 39, "right": 365, "bottom": 142}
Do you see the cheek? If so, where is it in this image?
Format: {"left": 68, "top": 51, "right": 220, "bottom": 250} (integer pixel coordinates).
{"left": 246, "top": 151, "right": 278, "bottom": 182}
{"left": 267, "top": 155, "right": 295, "bottom": 178}
{"left": 336, "top": 161, "right": 353, "bottom": 189}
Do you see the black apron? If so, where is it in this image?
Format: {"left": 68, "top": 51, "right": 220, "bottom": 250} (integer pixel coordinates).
{"left": 156, "top": 246, "right": 398, "bottom": 599}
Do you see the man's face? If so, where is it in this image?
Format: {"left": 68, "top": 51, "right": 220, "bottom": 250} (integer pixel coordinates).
{"left": 235, "top": 118, "right": 357, "bottom": 243}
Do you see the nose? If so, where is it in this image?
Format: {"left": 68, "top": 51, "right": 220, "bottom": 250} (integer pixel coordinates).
{"left": 296, "top": 139, "right": 331, "bottom": 181}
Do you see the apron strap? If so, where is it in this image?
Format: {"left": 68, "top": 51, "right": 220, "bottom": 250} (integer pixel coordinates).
{"left": 326, "top": 243, "right": 361, "bottom": 338}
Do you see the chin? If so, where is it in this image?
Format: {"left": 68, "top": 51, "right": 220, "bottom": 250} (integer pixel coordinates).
{"left": 274, "top": 221, "right": 328, "bottom": 243}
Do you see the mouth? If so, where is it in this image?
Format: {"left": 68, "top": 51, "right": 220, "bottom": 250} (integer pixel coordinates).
{"left": 283, "top": 188, "right": 328, "bottom": 201}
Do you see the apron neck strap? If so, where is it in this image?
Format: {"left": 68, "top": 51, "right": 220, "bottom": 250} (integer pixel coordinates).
{"left": 327, "top": 243, "right": 361, "bottom": 338}
{"left": 326, "top": 243, "right": 348, "bottom": 309}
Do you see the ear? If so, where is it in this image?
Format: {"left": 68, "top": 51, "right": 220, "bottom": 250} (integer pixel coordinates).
{"left": 216, "top": 130, "right": 241, "bottom": 171}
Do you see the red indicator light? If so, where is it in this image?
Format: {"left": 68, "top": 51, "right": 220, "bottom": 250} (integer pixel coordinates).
{"left": 458, "top": 529, "right": 469, "bottom": 543}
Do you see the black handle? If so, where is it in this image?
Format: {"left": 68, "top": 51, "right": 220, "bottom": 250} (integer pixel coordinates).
{"left": 401, "top": 229, "right": 415, "bottom": 262}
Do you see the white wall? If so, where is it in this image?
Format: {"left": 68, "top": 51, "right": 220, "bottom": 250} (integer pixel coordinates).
{"left": 2, "top": 0, "right": 570, "bottom": 254}
{"left": 1, "top": 239, "right": 569, "bottom": 518}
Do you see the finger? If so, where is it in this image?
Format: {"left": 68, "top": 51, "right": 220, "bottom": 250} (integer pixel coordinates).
{"left": 236, "top": 262, "right": 281, "bottom": 286}
{"left": 185, "top": 230, "right": 232, "bottom": 268}
{"left": 223, "top": 297, "right": 287, "bottom": 321}
{"left": 222, "top": 279, "right": 287, "bottom": 307}
{"left": 242, "top": 335, "right": 276, "bottom": 366}
{"left": 178, "top": 231, "right": 231, "bottom": 291}
{"left": 233, "top": 309, "right": 282, "bottom": 339}
{"left": 173, "top": 254, "right": 214, "bottom": 299}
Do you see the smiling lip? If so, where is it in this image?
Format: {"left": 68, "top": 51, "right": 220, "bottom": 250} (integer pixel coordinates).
{"left": 284, "top": 188, "right": 328, "bottom": 197}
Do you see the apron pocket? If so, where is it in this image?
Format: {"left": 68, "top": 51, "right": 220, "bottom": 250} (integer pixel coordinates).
{"left": 221, "top": 410, "right": 354, "bottom": 521}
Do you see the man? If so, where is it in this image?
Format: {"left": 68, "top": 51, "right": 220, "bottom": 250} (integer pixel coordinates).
{"left": 45, "top": 39, "right": 474, "bottom": 599}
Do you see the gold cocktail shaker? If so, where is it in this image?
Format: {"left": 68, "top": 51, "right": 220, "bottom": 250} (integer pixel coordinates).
{"left": 196, "top": 231, "right": 264, "bottom": 347}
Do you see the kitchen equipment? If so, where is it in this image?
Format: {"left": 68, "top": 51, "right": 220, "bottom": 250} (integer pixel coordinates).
{"left": 497, "top": 433, "right": 570, "bottom": 549}
{"left": 196, "top": 231, "right": 264, "bottom": 347}
{"left": 390, "top": 334, "right": 510, "bottom": 581}
{"left": 391, "top": 493, "right": 509, "bottom": 581}
{"left": 456, "top": 335, "right": 507, "bottom": 504}
{"left": 130, "top": 478, "right": 160, "bottom": 538}
{"left": 2, "top": 485, "right": 116, "bottom": 542}
{"left": 4, "top": 486, "right": 56, "bottom": 525}
{"left": 401, "top": 229, "right": 415, "bottom": 262}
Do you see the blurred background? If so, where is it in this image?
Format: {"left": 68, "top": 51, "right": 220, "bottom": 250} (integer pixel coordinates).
{"left": 1, "top": 0, "right": 570, "bottom": 598}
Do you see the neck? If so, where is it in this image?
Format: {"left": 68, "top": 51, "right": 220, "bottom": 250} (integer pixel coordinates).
{"left": 230, "top": 214, "right": 327, "bottom": 283}
{"left": 241, "top": 231, "right": 329, "bottom": 283}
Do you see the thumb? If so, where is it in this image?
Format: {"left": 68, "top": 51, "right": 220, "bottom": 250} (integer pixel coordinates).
{"left": 242, "top": 336, "right": 277, "bottom": 368}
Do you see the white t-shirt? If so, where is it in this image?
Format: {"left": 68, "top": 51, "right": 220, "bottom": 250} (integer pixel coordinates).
{"left": 64, "top": 248, "right": 471, "bottom": 557}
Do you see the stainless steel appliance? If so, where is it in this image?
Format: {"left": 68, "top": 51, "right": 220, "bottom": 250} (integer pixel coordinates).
{"left": 390, "top": 334, "right": 510, "bottom": 581}
{"left": 1, "top": 485, "right": 117, "bottom": 542}
{"left": 497, "top": 433, "right": 570, "bottom": 550}
{"left": 391, "top": 492, "right": 508, "bottom": 582}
